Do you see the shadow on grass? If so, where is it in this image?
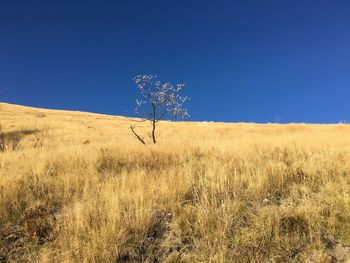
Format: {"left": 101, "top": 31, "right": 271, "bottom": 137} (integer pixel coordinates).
{"left": 0, "top": 129, "right": 41, "bottom": 152}
{"left": 4, "top": 129, "right": 39, "bottom": 138}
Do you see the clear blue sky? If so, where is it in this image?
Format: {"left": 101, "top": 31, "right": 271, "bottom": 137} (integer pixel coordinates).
{"left": 1, "top": 1, "right": 349, "bottom": 123}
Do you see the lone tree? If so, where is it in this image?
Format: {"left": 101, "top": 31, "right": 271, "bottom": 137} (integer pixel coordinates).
{"left": 130, "top": 75, "right": 189, "bottom": 144}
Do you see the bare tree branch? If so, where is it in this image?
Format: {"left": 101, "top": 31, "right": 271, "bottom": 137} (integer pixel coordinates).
{"left": 130, "top": 125, "right": 146, "bottom": 145}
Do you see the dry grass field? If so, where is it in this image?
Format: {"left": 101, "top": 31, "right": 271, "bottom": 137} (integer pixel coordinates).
{"left": 1, "top": 102, "right": 350, "bottom": 262}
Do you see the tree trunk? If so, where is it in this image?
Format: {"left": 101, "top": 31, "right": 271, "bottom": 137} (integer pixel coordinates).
{"left": 151, "top": 119, "right": 156, "bottom": 144}
{"left": 151, "top": 103, "right": 157, "bottom": 144}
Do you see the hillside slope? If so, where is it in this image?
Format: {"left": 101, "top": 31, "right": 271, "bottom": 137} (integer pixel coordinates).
{"left": 1, "top": 103, "right": 350, "bottom": 262}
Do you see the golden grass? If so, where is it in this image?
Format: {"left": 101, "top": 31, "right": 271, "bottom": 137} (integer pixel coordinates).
{"left": 1, "top": 102, "right": 350, "bottom": 262}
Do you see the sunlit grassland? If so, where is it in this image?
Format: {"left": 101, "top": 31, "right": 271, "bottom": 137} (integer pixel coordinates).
{"left": 1, "top": 102, "right": 350, "bottom": 262}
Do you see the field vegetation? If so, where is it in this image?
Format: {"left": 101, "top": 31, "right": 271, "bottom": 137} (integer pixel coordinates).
{"left": 1, "top": 103, "right": 350, "bottom": 262}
